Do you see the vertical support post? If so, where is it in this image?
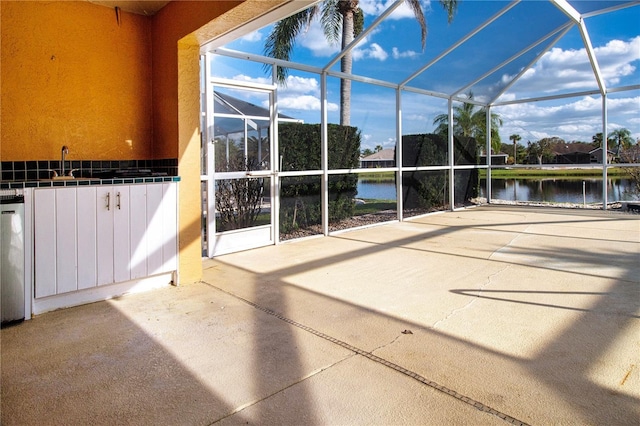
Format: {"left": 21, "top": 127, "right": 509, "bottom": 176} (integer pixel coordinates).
{"left": 258, "top": 128, "right": 263, "bottom": 169}
{"left": 272, "top": 65, "right": 280, "bottom": 243}
{"left": 602, "top": 94, "right": 608, "bottom": 209}
{"left": 486, "top": 104, "right": 492, "bottom": 204}
{"left": 396, "top": 88, "right": 403, "bottom": 221}
{"left": 448, "top": 98, "right": 455, "bottom": 210}
{"left": 204, "top": 53, "right": 216, "bottom": 258}
{"left": 321, "top": 72, "right": 329, "bottom": 235}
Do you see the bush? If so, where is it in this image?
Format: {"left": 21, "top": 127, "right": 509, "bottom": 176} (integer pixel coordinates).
{"left": 215, "top": 157, "right": 265, "bottom": 232}
{"left": 279, "top": 123, "right": 361, "bottom": 233}
{"left": 402, "top": 134, "right": 478, "bottom": 210}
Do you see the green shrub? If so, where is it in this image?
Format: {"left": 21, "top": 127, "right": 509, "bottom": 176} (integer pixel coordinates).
{"left": 402, "top": 134, "right": 478, "bottom": 209}
{"left": 279, "top": 123, "right": 361, "bottom": 233}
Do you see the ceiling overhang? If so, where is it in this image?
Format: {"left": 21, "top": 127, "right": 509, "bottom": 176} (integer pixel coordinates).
{"left": 198, "top": 0, "right": 318, "bottom": 51}
{"left": 88, "top": 1, "right": 170, "bottom": 16}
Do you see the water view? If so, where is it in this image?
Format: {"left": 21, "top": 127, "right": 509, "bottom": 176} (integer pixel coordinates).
{"left": 357, "top": 177, "right": 638, "bottom": 204}
{"left": 480, "top": 178, "right": 637, "bottom": 204}
{"left": 357, "top": 180, "right": 397, "bottom": 200}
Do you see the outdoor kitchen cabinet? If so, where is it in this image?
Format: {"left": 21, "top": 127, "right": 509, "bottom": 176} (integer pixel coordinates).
{"left": 34, "top": 187, "right": 77, "bottom": 297}
{"left": 34, "top": 183, "right": 177, "bottom": 298}
{"left": 96, "top": 185, "right": 132, "bottom": 285}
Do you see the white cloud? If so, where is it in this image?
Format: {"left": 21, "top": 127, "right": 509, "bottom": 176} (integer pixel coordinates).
{"left": 353, "top": 43, "right": 388, "bottom": 61}
{"left": 359, "top": 0, "right": 393, "bottom": 16}
{"left": 231, "top": 74, "right": 271, "bottom": 85}
{"left": 279, "top": 75, "right": 338, "bottom": 112}
{"left": 392, "top": 47, "right": 419, "bottom": 59}
{"left": 496, "top": 94, "right": 640, "bottom": 143}
{"left": 297, "top": 20, "right": 340, "bottom": 57}
{"left": 281, "top": 75, "right": 320, "bottom": 95}
{"left": 359, "top": 0, "right": 430, "bottom": 20}
{"left": 279, "top": 95, "right": 338, "bottom": 111}
{"left": 504, "top": 36, "right": 640, "bottom": 94}
{"left": 228, "top": 74, "right": 337, "bottom": 113}
{"left": 240, "top": 30, "right": 262, "bottom": 43}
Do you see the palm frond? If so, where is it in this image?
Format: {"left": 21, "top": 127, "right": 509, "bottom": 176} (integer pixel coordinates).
{"left": 321, "top": 0, "right": 342, "bottom": 45}
{"left": 263, "top": 7, "right": 318, "bottom": 83}
{"left": 404, "top": 0, "right": 427, "bottom": 50}
{"left": 440, "top": 0, "right": 458, "bottom": 24}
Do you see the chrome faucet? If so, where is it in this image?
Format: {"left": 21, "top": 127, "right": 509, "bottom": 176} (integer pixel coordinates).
{"left": 61, "top": 145, "right": 69, "bottom": 176}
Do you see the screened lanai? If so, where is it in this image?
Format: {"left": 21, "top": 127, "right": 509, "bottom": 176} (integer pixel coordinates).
{"left": 199, "top": 0, "right": 639, "bottom": 256}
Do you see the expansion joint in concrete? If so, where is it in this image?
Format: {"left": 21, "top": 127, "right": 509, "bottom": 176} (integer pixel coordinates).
{"left": 205, "top": 282, "right": 530, "bottom": 426}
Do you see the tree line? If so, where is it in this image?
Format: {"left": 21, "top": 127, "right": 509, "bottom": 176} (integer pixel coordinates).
{"left": 505, "top": 129, "right": 637, "bottom": 165}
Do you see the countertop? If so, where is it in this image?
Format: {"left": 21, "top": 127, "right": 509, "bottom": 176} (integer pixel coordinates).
{"left": 0, "top": 176, "right": 181, "bottom": 190}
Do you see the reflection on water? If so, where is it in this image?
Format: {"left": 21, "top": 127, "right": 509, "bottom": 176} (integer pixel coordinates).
{"left": 357, "top": 177, "right": 638, "bottom": 203}
{"left": 357, "top": 180, "right": 397, "bottom": 200}
{"left": 479, "top": 178, "right": 637, "bottom": 203}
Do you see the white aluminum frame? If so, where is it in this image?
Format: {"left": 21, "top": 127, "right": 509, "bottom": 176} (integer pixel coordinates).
{"left": 199, "top": 0, "right": 639, "bottom": 254}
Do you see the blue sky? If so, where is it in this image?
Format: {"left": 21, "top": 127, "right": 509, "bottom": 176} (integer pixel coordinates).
{"left": 213, "top": 0, "right": 640, "bottom": 151}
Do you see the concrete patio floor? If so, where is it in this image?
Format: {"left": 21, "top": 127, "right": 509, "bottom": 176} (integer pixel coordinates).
{"left": 2, "top": 205, "right": 639, "bottom": 425}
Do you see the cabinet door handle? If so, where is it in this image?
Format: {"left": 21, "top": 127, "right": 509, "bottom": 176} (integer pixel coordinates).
{"left": 116, "top": 192, "right": 121, "bottom": 210}
{"left": 106, "top": 192, "right": 110, "bottom": 210}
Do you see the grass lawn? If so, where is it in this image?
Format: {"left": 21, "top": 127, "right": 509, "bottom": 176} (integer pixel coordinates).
{"left": 480, "top": 167, "right": 630, "bottom": 179}
{"left": 358, "top": 169, "right": 631, "bottom": 180}
{"left": 355, "top": 199, "right": 396, "bottom": 214}
{"left": 358, "top": 171, "right": 395, "bottom": 181}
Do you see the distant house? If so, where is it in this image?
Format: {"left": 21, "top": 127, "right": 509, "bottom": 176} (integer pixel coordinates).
{"left": 360, "top": 148, "right": 395, "bottom": 168}
{"left": 588, "top": 147, "right": 615, "bottom": 164}
{"left": 551, "top": 142, "right": 594, "bottom": 164}
{"left": 479, "top": 151, "right": 508, "bottom": 165}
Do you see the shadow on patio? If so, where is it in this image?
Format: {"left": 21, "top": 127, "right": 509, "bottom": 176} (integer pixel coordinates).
{"left": 2, "top": 205, "right": 638, "bottom": 425}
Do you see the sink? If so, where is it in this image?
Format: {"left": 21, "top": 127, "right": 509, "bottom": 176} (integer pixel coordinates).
{"left": 90, "top": 169, "right": 167, "bottom": 179}
{"left": 39, "top": 176, "right": 93, "bottom": 181}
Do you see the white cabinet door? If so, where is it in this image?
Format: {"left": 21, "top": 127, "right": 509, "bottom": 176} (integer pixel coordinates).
{"left": 161, "top": 183, "right": 178, "bottom": 274}
{"left": 96, "top": 186, "right": 115, "bottom": 286}
{"left": 77, "top": 187, "right": 97, "bottom": 290}
{"left": 34, "top": 190, "right": 56, "bottom": 298}
{"left": 113, "top": 186, "right": 130, "bottom": 283}
{"left": 146, "top": 183, "right": 164, "bottom": 275}
{"left": 34, "top": 183, "right": 178, "bottom": 299}
{"left": 129, "top": 185, "right": 147, "bottom": 280}
{"left": 55, "top": 188, "right": 77, "bottom": 294}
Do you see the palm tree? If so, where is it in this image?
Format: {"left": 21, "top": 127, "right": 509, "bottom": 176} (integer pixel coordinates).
{"left": 432, "top": 92, "right": 503, "bottom": 153}
{"left": 509, "top": 133, "right": 521, "bottom": 164}
{"left": 592, "top": 132, "right": 604, "bottom": 148}
{"left": 264, "top": 0, "right": 458, "bottom": 126}
{"left": 608, "top": 128, "right": 633, "bottom": 156}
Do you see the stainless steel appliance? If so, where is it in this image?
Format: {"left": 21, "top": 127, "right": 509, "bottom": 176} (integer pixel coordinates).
{"left": 1, "top": 189, "right": 25, "bottom": 326}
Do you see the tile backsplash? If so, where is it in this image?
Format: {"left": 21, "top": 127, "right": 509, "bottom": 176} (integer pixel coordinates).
{"left": 1, "top": 158, "right": 178, "bottom": 181}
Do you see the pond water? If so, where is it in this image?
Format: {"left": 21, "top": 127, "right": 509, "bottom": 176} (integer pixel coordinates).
{"left": 357, "top": 180, "right": 397, "bottom": 200}
{"left": 480, "top": 178, "right": 637, "bottom": 203}
{"left": 357, "top": 178, "right": 638, "bottom": 203}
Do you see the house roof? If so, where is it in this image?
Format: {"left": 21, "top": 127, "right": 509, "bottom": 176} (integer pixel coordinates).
{"left": 588, "top": 147, "right": 615, "bottom": 155}
{"left": 213, "top": 91, "right": 298, "bottom": 135}
{"left": 361, "top": 148, "right": 395, "bottom": 161}
{"left": 551, "top": 142, "right": 596, "bottom": 155}
{"left": 215, "top": 92, "right": 295, "bottom": 120}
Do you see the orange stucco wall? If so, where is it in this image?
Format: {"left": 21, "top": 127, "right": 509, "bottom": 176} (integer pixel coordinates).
{"left": 151, "top": 1, "right": 243, "bottom": 159}
{"left": 151, "top": 1, "right": 243, "bottom": 282}
{"left": 1, "top": 1, "right": 153, "bottom": 161}
{"left": 1, "top": 0, "right": 285, "bottom": 285}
